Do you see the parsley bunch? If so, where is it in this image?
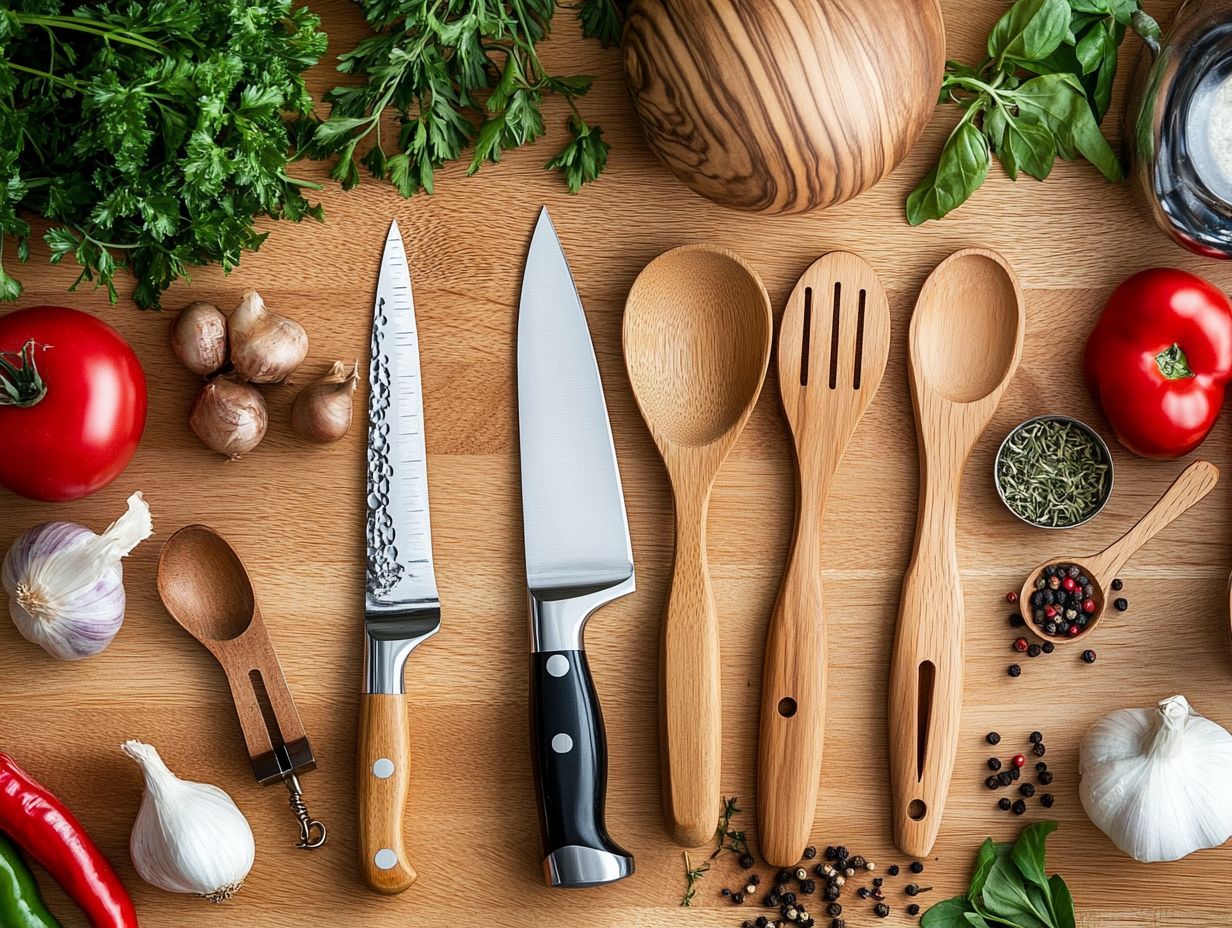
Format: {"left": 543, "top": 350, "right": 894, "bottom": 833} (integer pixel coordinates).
{"left": 0, "top": 1, "right": 328, "bottom": 308}
{"left": 907, "top": 0, "right": 1159, "bottom": 224}
{"left": 307, "top": 0, "right": 624, "bottom": 197}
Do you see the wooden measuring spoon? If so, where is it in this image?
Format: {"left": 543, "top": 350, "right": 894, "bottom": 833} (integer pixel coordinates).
{"left": 157, "top": 524, "right": 325, "bottom": 848}
{"left": 624, "top": 244, "right": 772, "bottom": 846}
{"left": 758, "top": 253, "right": 891, "bottom": 867}
{"left": 1019, "top": 460, "right": 1218, "bottom": 644}
{"left": 889, "top": 249, "right": 1024, "bottom": 859}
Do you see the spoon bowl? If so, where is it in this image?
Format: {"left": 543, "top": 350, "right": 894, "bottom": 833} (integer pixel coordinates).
{"left": 624, "top": 243, "right": 772, "bottom": 847}
{"left": 158, "top": 524, "right": 256, "bottom": 642}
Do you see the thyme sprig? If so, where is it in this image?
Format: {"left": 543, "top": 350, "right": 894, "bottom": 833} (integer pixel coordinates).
{"left": 680, "top": 852, "right": 709, "bottom": 907}
{"left": 711, "top": 796, "right": 749, "bottom": 859}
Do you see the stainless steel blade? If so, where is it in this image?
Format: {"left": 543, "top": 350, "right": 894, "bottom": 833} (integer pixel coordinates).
{"left": 518, "top": 207, "right": 633, "bottom": 596}
{"left": 366, "top": 220, "right": 440, "bottom": 616}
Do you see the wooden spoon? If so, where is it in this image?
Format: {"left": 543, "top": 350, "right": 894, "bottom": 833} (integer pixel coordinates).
{"left": 889, "top": 249, "right": 1024, "bottom": 859}
{"left": 758, "top": 253, "right": 891, "bottom": 867}
{"left": 624, "top": 244, "right": 773, "bottom": 846}
{"left": 1019, "top": 460, "right": 1218, "bottom": 644}
{"left": 157, "top": 524, "right": 325, "bottom": 848}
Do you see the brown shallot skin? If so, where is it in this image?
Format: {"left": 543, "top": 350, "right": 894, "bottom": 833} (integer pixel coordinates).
{"left": 291, "top": 360, "right": 359, "bottom": 444}
{"left": 171, "top": 301, "right": 228, "bottom": 376}
{"left": 190, "top": 377, "right": 268, "bottom": 459}
{"left": 228, "top": 290, "right": 308, "bottom": 383}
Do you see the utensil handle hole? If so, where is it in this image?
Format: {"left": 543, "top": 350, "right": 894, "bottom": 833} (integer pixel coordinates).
{"left": 777, "top": 696, "right": 798, "bottom": 718}
{"left": 853, "top": 288, "right": 866, "bottom": 389}
{"left": 800, "top": 287, "right": 812, "bottom": 386}
{"left": 907, "top": 799, "right": 927, "bottom": 821}
{"left": 828, "top": 282, "right": 841, "bottom": 389}
{"left": 916, "top": 661, "right": 935, "bottom": 779}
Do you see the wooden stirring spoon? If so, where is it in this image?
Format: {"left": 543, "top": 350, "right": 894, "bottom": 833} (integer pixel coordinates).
{"left": 624, "top": 245, "right": 773, "bottom": 846}
{"left": 758, "top": 253, "right": 891, "bottom": 867}
{"left": 1019, "top": 460, "right": 1218, "bottom": 644}
{"left": 889, "top": 250, "right": 1024, "bottom": 859}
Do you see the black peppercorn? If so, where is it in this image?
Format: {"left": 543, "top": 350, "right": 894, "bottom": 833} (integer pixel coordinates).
{"left": 1044, "top": 565, "right": 1057, "bottom": 578}
{"left": 732, "top": 892, "right": 745, "bottom": 904}
{"left": 832, "top": 920, "right": 847, "bottom": 928}
{"left": 778, "top": 870, "right": 793, "bottom": 885}
{"left": 872, "top": 877, "right": 883, "bottom": 888}
{"left": 1027, "top": 644, "right": 1041, "bottom": 657}
{"left": 834, "top": 846, "right": 848, "bottom": 861}
{"left": 723, "top": 888, "right": 731, "bottom": 896}
{"left": 886, "top": 865, "right": 899, "bottom": 876}
{"left": 824, "top": 884, "right": 840, "bottom": 901}
{"left": 910, "top": 861, "right": 924, "bottom": 874}
{"left": 1111, "top": 578, "right": 1123, "bottom": 591}
{"left": 874, "top": 903, "right": 890, "bottom": 917}
{"left": 813, "top": 864, "right": 827, "bottom": 878}
{"left": 826, "top": 903, "right": 842, "bottom": 917}
{"left": 1029, "top": 731, "right": 1042, "bottom": 743}
{"left": 1019, "top": 783, "right": 1036, "bottom": 798}
{"left": 1036, "top": 761, "right": 1048, "bottom": 772}
{"left": 1040, "top": 793, "right": 1055, "bottom": 808}
{"left": 987, "top": 757, "right": 1002, "bottom": 771}
{"left": 740, "top": 853, "right": 756, "bottom": 869}
{"left": 907, "top": 903, "right": 921, "bottom": 915}
{"left": 986, "top": 731, "right": 1001, "bottom": 745}
{"left": 905, "top": 884, "right": 920, "bottom": 896}
{"left": 1114, "top": 597, "right": 1128, "bottom": 611}
{"left": 850, "top": 856, "right": 866, "bottom": 869}
{"left": 1008, "top": 664, "right": 1022, "bottom": 677}
{"left": 1010, "top": 766, "right": 1021, "bottom": 781}
{"left": 824, "top": 846, "right": 837, "bottom": 861}
{"left": 1012, "top": 799, "right": 1027, "bottom": 815}
{"left": 1044, "top": 622, "right": 1057, "bottom": 635}
{"left": 997, "top": 771, "right": 1013, "bottom": 786}
{"left": 857, "top": 887, "right": 870, "bottom": 899}
{"left": 803, "top": 845, "right": 817, "bottom": 860}
{"left": 751, "top": 875, "right": 761, "bottom": 887}
{"left": 1009, "top": 613, "right": 1026, "bottom": 628}
{"left": 1067, "top": 565, "right": 1080, "bottom": 579}
{"left": 998, "top": 797, "right": 1012, "bottom": 810}
{"left": 801, "top": 880, "right": 816, "bottom": 895}
{"left": 1033, "top": 742, "right": 1046, "bottom": 757}
{"left": 1039, "top": 770, "right": 1054, "bottom": 785}
{"left": 1081, "top": 649, "right": 1097, "bottom": 664}
{"left": 1041, "top": 641, "right": 1055, "bottom": 654}
{"left": 756, "top": 918, "right": 770, "bottom": 928}
{"left": 767, "top": 893, "right": 781, "bottom": 907}
{"left": 783, "top": 892, "right": 797, "bottom": 905}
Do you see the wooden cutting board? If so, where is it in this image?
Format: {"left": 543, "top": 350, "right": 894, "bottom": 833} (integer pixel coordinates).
{"left": 2, "top": 1, "right": 1228, "bottom": 925}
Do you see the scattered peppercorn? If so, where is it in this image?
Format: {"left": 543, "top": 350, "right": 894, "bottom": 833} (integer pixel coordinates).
{"left": 801, "top": 880, "right": 816, "bottom": 895}
{"left": 850, "top": 856, "right": 866, "bottom": 870}
{"left": 987, "top": 757, "right": 1002, "bottom": 771}
{"left": 1114, "top": 598, "right": 1128, "bottom": 611}
{"left": 1019, "top": 783, "right": 1036, "bottom": 798}
{"left": 824, "top": 846, "right": 837, "bottom": 861}
{"left": 998, "top": 797, "right": 1012, "bottom": 811}
{"left": 1027, "top": 644, "right": 1042, "bottom": 657}
{"left": 834, "top": 847, "right": 848, "bottom": 860}
{"left": 1041, "top": 793, "right": 1055, "bottom": 808}
{"left": 803, "top": 845, "right": 817, "bottom": 860}
{"left": 874, "top": 903, "right": 890, "bottom": 917}
{"left": 1009, "top": 613, "right": 1026, "bottom": 628}
{"left": 1111, "top": 578, "right": 1123, "bottom": 591}
{"left": 1012, "top": 753, "right": 1026, "bottom": 767}
{"left": 1010, "top": 766, "right": 1021, "bottom": 781}
{"left": 886, "top": 865, "right": 899, "bottom": 876}
{"left": 910, "top": 862, "right": 924, "bottom": 874}
{"left": 1033, "top": 743, "right": 1046, "bottom": 757}
{"left": 1036, "top": 761, "right": 1047, "bottom": 772}
{"left": 1041, "top": 641, "right": 1055, "bottom": 654}
{"left": 1039, "top": 771, "right": 1054, "bottom": 786}
{"left": 1006, "top": 591, "right": 1018, "bottom": 603}
{"left": 1012, "top": 799, "right": 1027, "bottom": 815}
{"left": 751, "top": 875, "right": 761, "bottom": 887}
{"left": 767, "top": 892, "right": 782, "bottom": 907}
{"left": 1029, "top": 731, "right": 1042, "bottom": 743}
{"left": 986, "top": 732, "right": 1001, "bottom": 745}
{"left": 1008, "top": 664, "right": 1022, "bottom": 677}
{"left": 997, "top": 771, "right": 1013, "bottom": 786}
{"left": 857, "top": 888, "right": 870, "bottom": 899}
{"left": 904, "top": 884, "right": 920, "bottom": 896}
{"left": 907, "top": 903, "right": 921, "bottom": 916}
{"left": 1013, "top": 637, "right": 1028, "bottom": 652}
{"left": 831, "top": 920, "right": 846, "bottom": 928}
{"left": 1081, "top": 649, "right": 1097, "bottom": 664}
{"left": 827, "top": 903, "right": 842, "bottom": 917}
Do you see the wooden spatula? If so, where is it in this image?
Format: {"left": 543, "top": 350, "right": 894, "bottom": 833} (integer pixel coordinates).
{"left": 758, "top": 253, "right": 890, "bottom": 867}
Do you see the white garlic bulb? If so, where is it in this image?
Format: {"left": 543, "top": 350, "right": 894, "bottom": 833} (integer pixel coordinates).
{"left": 123, "top": 741, "right": 255, "bottom": 901}
{"left": 1079, "top": 694, "right": 1232, "bottom": 862}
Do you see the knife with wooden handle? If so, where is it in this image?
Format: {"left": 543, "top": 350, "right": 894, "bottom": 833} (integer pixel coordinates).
{"left": 360, "top": 219, "right": 441, "bottom": 894}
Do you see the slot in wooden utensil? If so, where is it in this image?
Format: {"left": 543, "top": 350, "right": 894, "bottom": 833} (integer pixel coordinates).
{"left": 758, "top": 253, "right": 890, "bottom": 867}
{"left": 157, "top": 524, "right": 325, "bottom": 849}
{"left": 624, "top": 245, "right": 773, "bottom": 846}
{"left": 889, "top": 250, "right": 1024, "bottom": 858}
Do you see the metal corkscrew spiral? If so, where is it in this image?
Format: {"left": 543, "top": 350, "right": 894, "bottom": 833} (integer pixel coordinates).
{"left": 285, "top": 773, "right": 326, "bottom": 849}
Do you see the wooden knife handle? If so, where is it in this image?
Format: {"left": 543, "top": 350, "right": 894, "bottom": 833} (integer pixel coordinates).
{"left": 358, "top": 694, "right": 417, "bottom": 894}
{"left": 758, "top": 527, "right": 826, "bottom": 867}
{"left": 662, "top": 504, "right": 722, "bottom": 847}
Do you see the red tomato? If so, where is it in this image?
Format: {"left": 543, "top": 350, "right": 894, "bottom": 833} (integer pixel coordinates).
{"left": 0, "top": 306, "right": 146, "bottom": 501}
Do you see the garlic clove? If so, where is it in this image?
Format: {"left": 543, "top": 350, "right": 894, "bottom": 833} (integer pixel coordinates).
{"left": 123, "top": 740, "right": 255, "bottom": 902}
{"left": 228, "top": 290, "right": 308, "bottom": 383}
{"left": 290, "top": 359, "right": 359, "bottom": 444}
{"left": 170, "top": 301, "right": 228, "bottom": 376}
{"left": 190, "top": 377, "right": 268, "bottom": 460}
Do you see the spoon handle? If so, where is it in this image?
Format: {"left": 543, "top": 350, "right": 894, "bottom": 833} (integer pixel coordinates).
{"left": 662, "top": 494, "right": 723, "bottom": 847}
{"left": 1089, "top": 460, "right": 1219, "bottom": 581}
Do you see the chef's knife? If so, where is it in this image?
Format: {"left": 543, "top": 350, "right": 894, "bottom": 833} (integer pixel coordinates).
{"left": 518, "top": 207, "right": 636, "bottom": 888}
{"left": 360, "top": 219, "right": 441, "bottom": 895}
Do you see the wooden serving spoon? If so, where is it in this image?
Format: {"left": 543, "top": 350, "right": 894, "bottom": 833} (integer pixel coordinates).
{"left": 1019, "top": 460, "right": 1218, "bottom": 644}
{"left": 157, "top": 524, "right": 325, "bottom": 848}
{"left": 624, "top": 244, "right": 773, "bottom": 846}
{"left": 889, "top": 250, "right": 1024, "bottom": 859}
{"left": 758, "top": 253, "right": 891, "bottom": 867}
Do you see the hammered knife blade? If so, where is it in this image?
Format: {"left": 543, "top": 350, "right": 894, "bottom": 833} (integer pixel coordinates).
{"left": 359, "top": 219, "right": 441, "bottom": 895}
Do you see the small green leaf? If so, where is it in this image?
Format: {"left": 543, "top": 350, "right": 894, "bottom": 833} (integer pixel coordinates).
{"left": 1003, "top": 116, "right": 1056, "bottom": 180}
{"left": 1011, "top": 74, "right": 1123, "bottom": 179}
{"left": 922, "top": 895, "right": 975, "bottom": 928}
{"left": 1048, "top": 875, "right": 1077, "bottom": 928}
{"left": 906, "top": 118, "right": 991, "bottom": 224}
{"left": 988, "top": 0, "right": 1071, "bottom": 64}
{"left": 983, "top": 855, "right": 1055, "bottom": 928}
{"left": 1155, "top": 343, "right": 1195, "bottom": 380}
{"left": 1075, "top": 19, "right": 1112, "bottom": 74}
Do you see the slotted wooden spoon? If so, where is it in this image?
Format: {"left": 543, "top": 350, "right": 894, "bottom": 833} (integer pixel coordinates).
{"left": 889, "top": 249, "right": 1024, "bottom": 858}
{"left": 758, "top": 253, "right": 891, "bottom": 867}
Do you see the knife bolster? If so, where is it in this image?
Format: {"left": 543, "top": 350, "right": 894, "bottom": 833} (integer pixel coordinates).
{"left": 529, "top": 575, "right": 635, "bottom": 653}
{"left": 363, "top": 605, "right": 441, "bottom": 695}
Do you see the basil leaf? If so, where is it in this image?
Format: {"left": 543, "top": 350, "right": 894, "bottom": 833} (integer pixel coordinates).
{"left": 983, "top": 857, "right": 1056, "bottom": 928}
{"left": 969, "top": 838, "right": 1012, "bottom": 902}
{"left": 1091, "top": 36, "right": 1121, "bottom": 120}
{"left": 964, "top": 914, "right": 997, "bottom": 928}
{"left": 1003, "top": 116, "right": 1056, "bottom": 180}
{"left": 1048, "top": 875, "right": 1077, "bottom": 928}
{"left": 1012, "top": 74, "right": 1123, "bottom": 179}
{"left": 985, "top": 106, "right": 1010, "bottom": 152}
{"left": 907, "top": 119, "right": 991, "bottom": 224}
{"left": 1012, "top": 821, "right": 1059, "bottom": 894}
{"left": 1076, "top": 18, "right": 1113, "bottom": 74}
{"left": 988, "top": 0, "right": 1071, "bottom": 64}
{"left": 923, "top": 895, "right": 975, "bottom": 928}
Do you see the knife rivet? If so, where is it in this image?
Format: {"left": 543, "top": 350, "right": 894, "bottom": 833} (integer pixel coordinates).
{"left": 545, "top": 654, "right": 570, "bottom": 677}
{"left": 374, "top": 848, "right": 398, "bottom": 870}
{"left": 551, "top": 733, "right": 574, "bottom": 754}
{"left": 372, "top": 757, "right": 395, "bottom": 779}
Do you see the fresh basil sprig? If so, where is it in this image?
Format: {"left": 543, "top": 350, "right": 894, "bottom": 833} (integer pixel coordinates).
{"left": 906, "top": 0, "right": 1160, "bottom": 224}
{"left": 922, "top": 821, "right": 1077, "bottom": 928}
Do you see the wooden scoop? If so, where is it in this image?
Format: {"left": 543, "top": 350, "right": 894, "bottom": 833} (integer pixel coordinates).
{"left": 1019, "top": 460, "right": 1218, "bottom": 644}
{"left": 624, "top": 244, "right": 773, "bottom": 846}
{"left": 889, "top": 250, "right": 1024, "bottom": 859}
{"left": 758, "top": 253, "right": 891, "bottom": 867}
{"left": 157, "top": 524, "right": 325, "bottom": 848}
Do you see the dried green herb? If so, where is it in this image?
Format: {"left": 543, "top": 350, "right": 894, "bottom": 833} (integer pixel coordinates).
{"left": 997, "top": 418, "right": 1110, "bottom": 527}
{"left": 711, "top": 795, "right": 748, "bottom": 858}
{"left": 680, "top": 851, "right": 709, "bottom": 907}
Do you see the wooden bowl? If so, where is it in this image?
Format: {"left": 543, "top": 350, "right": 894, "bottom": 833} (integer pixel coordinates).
{"left": 621, "top": 0, "right": 945, "bottom": 214}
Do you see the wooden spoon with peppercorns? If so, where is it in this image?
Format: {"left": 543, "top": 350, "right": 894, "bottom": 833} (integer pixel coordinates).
{"left": 1018, "top": 459, "right": 1218, "bottom": 645}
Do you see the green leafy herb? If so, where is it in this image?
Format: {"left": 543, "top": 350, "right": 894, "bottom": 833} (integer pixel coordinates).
{"left": 906, "top": 0, "right": 1159, "bottom": 224}
{"left": 0, "top": 1, "right": 328, "bottom": 308}
{"left": 680, "top": 851, "right": 709, "bottom": 907}
{"left": 307, "top": 0, "right": 622, "bottom": 199}
{"left": 711, "top": 795, "right": 748, "bottom": 858}
{"left": 996, "top": 416, "right": 1111, "bottom": 527}
{"left": 923, "top": 822, "right": 1076, "bottom": 928}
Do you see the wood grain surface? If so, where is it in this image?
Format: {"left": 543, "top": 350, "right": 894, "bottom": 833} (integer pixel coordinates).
{"left": 4, "top": 1, "right": 1232, "bottom": 925}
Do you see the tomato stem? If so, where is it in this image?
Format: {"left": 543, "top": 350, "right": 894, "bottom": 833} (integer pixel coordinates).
{"left": 1155, "top": 343, "right": 1194, "bottom": 381}
{"left": 0, "top": 340, "right": 48, "bottom": 407}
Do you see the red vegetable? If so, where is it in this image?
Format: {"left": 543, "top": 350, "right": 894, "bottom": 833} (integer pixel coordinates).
{"left": 1085, "top": 269, "right": 1232, "bottom": 458}
{"left": 0, "top": 753, "right": 137, "bottom": 927}
{"left": 0, "top": 306, "right": 146, "bottom": 501}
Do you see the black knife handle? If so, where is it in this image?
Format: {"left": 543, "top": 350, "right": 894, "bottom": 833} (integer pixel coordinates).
{"left": 530, "top": 649, "right": 634, "bottom": 887}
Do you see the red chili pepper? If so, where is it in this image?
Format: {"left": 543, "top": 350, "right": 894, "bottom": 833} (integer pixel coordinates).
{"left": 1085, "top": 268, "right": 1232, "bottom": 458}
{"left": 0, "top": 754, "right": 137, "bottom": 928}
